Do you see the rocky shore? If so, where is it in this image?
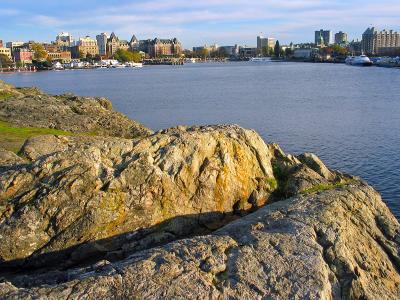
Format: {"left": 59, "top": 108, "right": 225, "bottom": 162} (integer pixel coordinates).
{"left": 0, "top": 81, "right": 399, "bottom": 299}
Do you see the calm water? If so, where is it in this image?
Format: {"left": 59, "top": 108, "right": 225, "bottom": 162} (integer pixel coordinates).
{"left": 1, "top": 62, "right": 399, "bottom": 219}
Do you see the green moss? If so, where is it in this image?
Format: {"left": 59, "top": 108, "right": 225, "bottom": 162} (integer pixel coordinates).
{"left": 0, "top": 91, "right": 14, "bottom": 101}
{"left": 300, "top": 180, "right": 355, "bottom": 194}
{"left": 266, "top": 177, "right": 278, "bottom": 190}
{"left": 0, "top": 120, "right": 73, "bottom": 153}
{"left": 271, "top": 163, "right": 290, "bottom": 198}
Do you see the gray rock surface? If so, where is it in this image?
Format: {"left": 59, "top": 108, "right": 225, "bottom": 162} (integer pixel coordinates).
{"left": 0, "top": 116, "right": 399, "bottom": 299}
{"left": 0, "top": 80, "right": 151, "bottom": 139}
{"left": 1, "top": 182, "right": 399, "bottom": 299}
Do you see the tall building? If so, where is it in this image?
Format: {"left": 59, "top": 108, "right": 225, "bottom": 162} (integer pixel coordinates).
{"left": 257, "top": 36, "right": 275, "bottom": 50}
{"left": 362, "top": 27, "right": 400, "bottom": 55}
{"left": 0, "top": 40, "right": 3, "bottom": 48}
{"left": 107, "top": 32, "right": 120, "bottom": 57}
{"left": 315, "top": 30, "right": 333, "bottom": 46}
{"left": 335, "top": 31, "right": 348, "bottom": 45}
{"left": 96, "top": 33, "right": 109, "bottom": 56}
{"left": 56, "top": 32, "right": 74, "bottom": 48}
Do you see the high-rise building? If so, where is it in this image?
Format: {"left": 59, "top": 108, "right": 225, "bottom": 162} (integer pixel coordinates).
{"left": 335, "top": 31, "right": 348, "bottom": 45}
{"left": 257, "top": 36, "right": 275, "bottom": 50}
{"left": 362, "top": 27, "right": 400, "bottom": 55}
{"left": 315, "top": 30, "right": 333, "bottom": 46}
{"left": 0, "top": 40, "right": 3, "bottom": 48}
{"left": 56, "top": 32, "right": 74, "bottom": 48}
{"left": 96, "top": 33, "right": 109, "bottom": 56}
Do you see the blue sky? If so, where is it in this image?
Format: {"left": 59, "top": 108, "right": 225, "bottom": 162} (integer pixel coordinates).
{"left": 1, "top": 0, "right": 400, "bottom": 48}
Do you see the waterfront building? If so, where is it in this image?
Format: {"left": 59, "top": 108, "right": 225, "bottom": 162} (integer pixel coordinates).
{"left": 142, "top": 38, "right": 182, "bottom": 58}
{"left": 315, "top": 30, "right": 333, "bottom": 46}
{"left": 106, "top": 32, "right": 120, "bottom": 57}
{"left": 71, "top": 36, "right": 99, "bottom": 58}
{"left": 239, "top": 47, "right": 257, "bottom": 58}
{"left": 56, "top": 32, "right": 74, "bottom": 48}
{"left": 362, "top": 27, "right": 400, "bottom": 55}
{"left": 218, "top": 46, "right": 237, "bottom": 56}
{"left": 293, "top": 48, "right": 319, "bottom": 59}
{"left": 256, "top": 36, "right": 275, "bottom": 51}
{"left": 47, "top": 51, "right": 72, "bottom": 62}
{"left": 0, "top": 47, "right": 12, "bottom": 60}
{"left": 129, "top": 35, "right": 140, "bottom": 51}
{"left": 119, "top": 39, "right": 130, "bottom": 51}
{"left": 13, "top": 48, "right": 34, "bottom": 64}
{"left": 96, "top": 33, "right": 109, "bottom": 56}
{"left": 0, "top": 40, "right": 3, "bottom": 48}
{"left": 335, "top": 31, "right": 348, "bottom": 45}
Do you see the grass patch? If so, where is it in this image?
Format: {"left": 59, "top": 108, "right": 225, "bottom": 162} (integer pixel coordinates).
{"left": 0, "top": 120, "right": 73, "bottom": 153}
{"left": 300, "top": 180, "right": 356, "bottom": 194}
{"left": 266, "top": 177, "right": 278, "bottom": 191}
{"left": 0, "top": 91, "right": 14, "bottom": 101}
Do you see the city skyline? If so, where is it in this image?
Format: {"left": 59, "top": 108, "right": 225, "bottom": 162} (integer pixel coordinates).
{"left": 1, "top": 0, "right": 400, "bottom": 48}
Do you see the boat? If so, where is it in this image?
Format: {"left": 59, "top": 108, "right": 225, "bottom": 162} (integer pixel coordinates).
{"left": 184, "top": 58, "right": 197, "bottom": 64}
{"left": 250, "top": 57, "right": 272, "bottom": 62}
{"left": 345, "top": 55, "right": 372, "bottom": 66}
{"left": 125, "top": 62, "right": 143, "bottom": 68}
{"left": 113, "top": 64, "right": 126, "bottom": 68}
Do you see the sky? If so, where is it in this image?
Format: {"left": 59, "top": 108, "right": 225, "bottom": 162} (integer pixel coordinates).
{"left": 1, "top": 0, "right": 400, "bottom": 48}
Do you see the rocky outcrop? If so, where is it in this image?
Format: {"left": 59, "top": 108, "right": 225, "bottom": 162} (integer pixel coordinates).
{"left": 0, "top": 80, "right": 151, "bottom": 139}
{"left": 0, "top": 123, "right": 399, "bottom": 299}
{"left": 0, "top": 148, "right": 25, "bottom": 168}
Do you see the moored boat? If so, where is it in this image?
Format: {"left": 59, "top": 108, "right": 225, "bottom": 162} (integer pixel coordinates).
{"left": 345, "top": 55, "right": 373, "bottom": 66}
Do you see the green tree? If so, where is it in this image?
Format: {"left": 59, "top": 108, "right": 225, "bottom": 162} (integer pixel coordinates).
{"left": 94, "top": 54, "right": 102, "bottom": 61}
{"left": 31, "top": 43, "right": 47, "bottom": 61}
{"left": 114, "top": 49, "right": 142, "bottom": 63}
{"left": 0, "top": 54, "right": 13, "bottom": 68}
{"left": 199, "top": 48, "right": 209, "bottom": 59}
{"left": 274, "top": 41, "right": 281, "bottom": 58}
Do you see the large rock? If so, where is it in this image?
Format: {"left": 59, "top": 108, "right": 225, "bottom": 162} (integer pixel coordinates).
{"left": 0, "top": 80, "right": 151, "bottom": 139}
{"left": 0, "top": 124, "right": 399, "bottom": 299}
{"left": 0, "top": 125, "right": 278, "bottom": 263}
{"left": 1, "top": 182, "right": 399, "bottom": 299}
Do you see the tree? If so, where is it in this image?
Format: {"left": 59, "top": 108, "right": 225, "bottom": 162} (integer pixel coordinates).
{"left": 0, "top": 54, "right": 13, "bottom": 68}
{"left": 94, "top": 54, "right": 102, "bottom": 61}
{"left": 31, "top": 43, "right": 47, "bottom": 61}
{"left": 199, "top": 48, "right": 209, "bottom": 59}
{"left": 114, "top": 49, "right": 142, "bottom": 63}
{"left": 274, "top": 40, "right": 281, "bottom": 58}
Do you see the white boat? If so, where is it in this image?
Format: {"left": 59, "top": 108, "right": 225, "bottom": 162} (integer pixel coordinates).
{"left": 250, "top": 57, "right": 272, "bottom": 62}
{"left": 184, "top": 58, "right": 197, "bottom": 64}
{"left": 113, "top": 64, "right": 126, "bottom": 68}
{"left": 125, "top": 62, "right": 143, "bottom": 68}
{"left": 345, "top": 55, "right": 372, "bottom": 66}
